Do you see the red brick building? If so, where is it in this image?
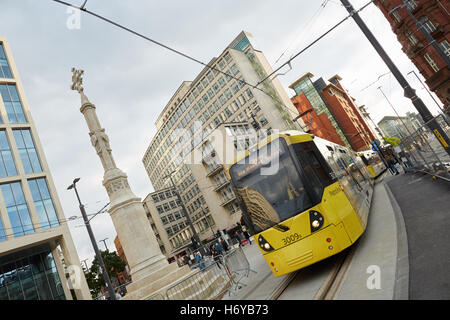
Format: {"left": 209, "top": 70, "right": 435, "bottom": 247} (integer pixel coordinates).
{"left": 291, "top": 92, "right": 346, "bottom": 146}
{"left": 323, "top": 75, "right": 376, "bottom": 151}
{"left": 374, "top": 0, "right": 450, "bottom": 114}
{"left": 113, "top": 236, "right": 131, "bottom": 285}
{"left": 289, "top": 73, "right": 376, "bottom": 152}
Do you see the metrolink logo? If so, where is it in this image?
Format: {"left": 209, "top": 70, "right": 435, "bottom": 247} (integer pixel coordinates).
{"left": 167, "top": 121, "right": 281, "bottom": 176}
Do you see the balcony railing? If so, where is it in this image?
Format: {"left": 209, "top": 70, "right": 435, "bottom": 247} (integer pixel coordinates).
{"left": 206, "top": 163, "right": 224, "bottom": 177}
{"left": 213, "top": 179, "right": 230, "bottom": 192}
{"left": 220, "top": 194, "right": 236, "bottom": 207}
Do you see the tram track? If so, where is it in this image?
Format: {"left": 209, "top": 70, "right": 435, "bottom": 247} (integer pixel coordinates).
{"left": 269, "top": 244, "right": 357, "bottom": 300}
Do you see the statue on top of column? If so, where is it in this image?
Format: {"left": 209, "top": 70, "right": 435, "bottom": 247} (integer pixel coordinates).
{"left": 71, "top": 67, "right": 116, "bottom": 171}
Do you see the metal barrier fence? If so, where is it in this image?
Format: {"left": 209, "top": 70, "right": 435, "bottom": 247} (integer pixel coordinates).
{"left": 94, "top": 281, "right": 132, "bottom": 300}
{"left": 145, "top": 246, "right": 255, "bottom": 300}
{"left": 398, "top": 114, "right": 450, "bottom": 181}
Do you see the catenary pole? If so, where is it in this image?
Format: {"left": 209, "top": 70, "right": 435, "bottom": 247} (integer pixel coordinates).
{"left": 339, "top": 0, "right": 450, "bottom": 156}
{"left": 68, "top": 179, "right": 116, "bottom": 300}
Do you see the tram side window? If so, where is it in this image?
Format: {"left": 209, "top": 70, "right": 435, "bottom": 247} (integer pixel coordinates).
{"left": 294, "top": 142, "right": 332, "bottom": 201}
{"left": 301, "top": 142, "right": 333, "bottom": 185}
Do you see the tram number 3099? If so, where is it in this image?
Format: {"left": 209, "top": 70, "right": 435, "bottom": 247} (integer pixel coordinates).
{"left": 281, "top": 233, "right": 301, "bottom": 246}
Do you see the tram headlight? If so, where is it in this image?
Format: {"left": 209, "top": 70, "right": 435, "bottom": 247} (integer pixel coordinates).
{"left": 309, "top": 210, "right": 324, "bottom": 233}
{"left": 258, "top": 234, "right": 274, "bottom": 252}
{"left": 312, "top": 220, "right": 320, "bottom": 228}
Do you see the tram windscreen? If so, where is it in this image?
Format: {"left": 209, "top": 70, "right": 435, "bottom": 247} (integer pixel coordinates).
{"left": 229, "top": 138, "right": 313, "bottom": 233}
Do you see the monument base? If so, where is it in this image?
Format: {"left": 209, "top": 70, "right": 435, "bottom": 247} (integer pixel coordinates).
{"left": 122, "top": 262, "right": 192, "bottom": 300}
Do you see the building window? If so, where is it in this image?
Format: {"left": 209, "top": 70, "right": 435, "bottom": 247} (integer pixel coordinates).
{"left": 405, "top": 0, "right": 417, "bottom": 11}
{"left": 0, "top": 217, "right": 5, "bottom": 241}
{"left": 0, "top": 130, "right": 17, "bottom": 177}
{"left": 13, "top": 129, "right": 42, "bottom": 174}
{"left": 406, "top": 32, "right": 419, "bottom": 46}
{"left": 421, "top": 17, "right": 436, "bottom": 34}
{"left": 0, "top": 182, "right": 34, "bottom": 237}
{"left": 0, "top": 250, "right": 66, "bottom": 300}
{"left": 28, "top": 178, "right": 59, "bottom": 230}
{"left": 0, "top": 43, "right": 13, "bottom": 78}
{"left": 424, "top": 53, "right": 439, "bottom": 72}
{"left": 0, "top": 84, "right": 26, "bottom": 123}
{"left": 440, "top": 40, "right": 450, "bottom": 57}
{"left": 391, "top": 11, "right": 402, "bottom": 23}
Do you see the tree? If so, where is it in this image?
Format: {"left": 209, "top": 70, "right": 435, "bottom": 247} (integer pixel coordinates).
{"left": 382, "top": 136, "right": 401, "bottom": 147}
{"left": 84, "top": 250, "right": 126, "bottom": 298}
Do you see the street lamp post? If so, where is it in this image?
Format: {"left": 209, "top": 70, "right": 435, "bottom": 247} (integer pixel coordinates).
{"left": 407, "top": 70, "right": 445, "bottom": 114}
{"left": 377, "top": 86, "right": 414, "bottom": 137}
{"left": 67, "top": 178, "right": 116, "bottom": 300}
{"left": 163, "top": 171, "right": 206, "bottom": 255}
{"left": 201, "top": 207, "right": 216, "bottom": 238}
{"left": 99, "top": 238, "right": 109, "bottom": 251}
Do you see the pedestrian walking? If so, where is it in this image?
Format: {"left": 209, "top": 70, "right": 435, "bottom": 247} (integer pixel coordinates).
{"left": 214, "top": 241, "right": 223, "bottom": 254}
{"left": 242, "top": 226, "right": 251, "bottom": 245}
{"left": 195, "top": 251, "right": 205, "bottom": 271}
{"left": 220, "top": 239, "right": 229, "bottom": 252}
{"left": 212, "top": 248, "right": 223, "bottom": 269}
{"left": 232, "top": 231, "right": 242, "bottom": 246}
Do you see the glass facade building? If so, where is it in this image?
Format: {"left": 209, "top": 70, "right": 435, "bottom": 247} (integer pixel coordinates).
{"left": 291, "top": 75, "right": 352, "bottom": 149}
{"left": 0, "top": 37, "right": 90, "bottom": 300}
{"left": 0, "top": 44, "right": 12, "bottom": 79}
{"left": 0, "top": 244, "right": 65, "bottom": 300}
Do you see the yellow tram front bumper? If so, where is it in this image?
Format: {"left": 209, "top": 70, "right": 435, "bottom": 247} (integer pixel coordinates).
{"left": 261, "top": 222, "right": 353, "bottom": 277}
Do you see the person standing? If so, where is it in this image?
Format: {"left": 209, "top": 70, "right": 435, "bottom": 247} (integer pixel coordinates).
{"left": 215, "top": 241, "right": 223, "bottom": 254}
{"left": 220, "top": 239, "right": 229, "bottom": 253}
{"left": 195, "top": 251, "right": 205, "bottom": 271}
{"left": 212, "top": 247, "right": 223, "bottom": 269}
{"left": 242, "top": 226, "right": 252, "bottom": 245}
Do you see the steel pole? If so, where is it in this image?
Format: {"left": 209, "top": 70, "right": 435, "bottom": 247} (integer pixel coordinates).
{"left": 72, "top": 185, "right": 116, "bottom": 300}
{"left": 339, "top": 0, "right": 450, "bottom": 156}
{"left": 407, "top": 70, "right": 445, "bottom": 114}
{"left": 165, "top": 172, "right": 205, "bottom": 255}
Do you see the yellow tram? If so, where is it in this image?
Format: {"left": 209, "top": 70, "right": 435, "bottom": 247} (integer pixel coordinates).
{"left": 228, "top": 131, "right": 381, "bottom": 277}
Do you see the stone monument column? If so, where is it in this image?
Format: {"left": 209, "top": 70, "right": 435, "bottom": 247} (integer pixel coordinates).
{"left": 70, "top": 68, "right": 190, "bottom": 299}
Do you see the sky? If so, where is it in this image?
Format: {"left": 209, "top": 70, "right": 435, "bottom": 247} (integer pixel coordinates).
{"left": 0, "top": 0, "right": 445, "bottom": 268}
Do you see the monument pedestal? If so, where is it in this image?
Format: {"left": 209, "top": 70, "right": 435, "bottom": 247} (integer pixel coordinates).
{"left": 123, "top": 263, "right": 192, "bottom": 300}
{"left": 103, "top": 168, "right": 192, "bottom": 299}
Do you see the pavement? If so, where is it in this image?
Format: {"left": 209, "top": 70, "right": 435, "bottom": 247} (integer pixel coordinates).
{"left": 384, "top": 172, "right": 450, "bottom": 300}
{"left": 222, "top": 170, "right": 450, "bottom": 300}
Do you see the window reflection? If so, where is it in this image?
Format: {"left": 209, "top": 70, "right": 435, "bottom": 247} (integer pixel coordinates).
{"left": 13, "top": 129, "right": 42, "bottom": 174}
{"left": 0, "top": 249, "right": 65, "bottom": 300}
{"left": 0, "top": 84, "right": 26, "bottom": 123}
{"left": 0, "top": 43, "right": 13, "bottom": 79}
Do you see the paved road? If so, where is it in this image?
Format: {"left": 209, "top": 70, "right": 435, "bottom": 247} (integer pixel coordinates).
{"left": 384, "top": 173, "right": 450, "bottom": 299}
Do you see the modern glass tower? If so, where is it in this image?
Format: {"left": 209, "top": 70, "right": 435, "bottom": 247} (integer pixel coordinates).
{"left": 0, "top": 37, "right": 91, "bottom": 300}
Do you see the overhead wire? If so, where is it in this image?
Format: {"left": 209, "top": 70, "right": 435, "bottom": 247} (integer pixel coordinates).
{"left": 274, "top": 0, "right": 329, "bottom": 65}
{"left": 0, "top": 204, "right": 110, "bottom": 239}
{"left": 50, "top": 0, "right": 373, "bottom": 125}
{"left": 255, "top": 0, "right": 375, "bottom": 88}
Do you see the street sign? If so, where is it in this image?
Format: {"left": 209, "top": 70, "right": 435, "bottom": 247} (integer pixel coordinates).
{"left": 371, "top": 141, "right": 379, "bottom": 152}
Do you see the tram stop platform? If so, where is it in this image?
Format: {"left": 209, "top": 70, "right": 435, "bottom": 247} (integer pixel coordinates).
{"left": 222, "top": 171, "right": 450, "bottom": 300}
